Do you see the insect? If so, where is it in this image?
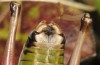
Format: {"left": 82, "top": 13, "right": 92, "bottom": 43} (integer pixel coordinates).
{"left": 0, "top": 1, "right": 92, "bottom": 65}
{"left": 18, "top": 21, "right": 65, "bottom": 65}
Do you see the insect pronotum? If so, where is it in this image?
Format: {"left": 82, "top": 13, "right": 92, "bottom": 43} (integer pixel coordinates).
{"left": 1, "top": 1, "right": 92, "bottom": 65}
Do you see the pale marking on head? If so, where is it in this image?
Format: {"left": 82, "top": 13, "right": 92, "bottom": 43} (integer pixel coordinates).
{"left": 34, "top": 21, "right": 64, "bottom": 48}
{"left": 35, "top": 33, "right": 63, "bottom": 44}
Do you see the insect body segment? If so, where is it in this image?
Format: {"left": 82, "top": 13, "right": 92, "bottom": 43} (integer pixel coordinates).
{"left": 18, "top": 21, "right": 65, "bottom": 65}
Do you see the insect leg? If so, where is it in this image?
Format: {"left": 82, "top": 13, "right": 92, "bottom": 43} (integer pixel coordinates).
{"left": 68, "top": 13, "right": 92, "bottom": 65}
{"left": 1, "top": 1, "right": 21, "bottom": 65}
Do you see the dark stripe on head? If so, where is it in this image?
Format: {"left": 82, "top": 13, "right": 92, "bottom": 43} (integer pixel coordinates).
{"left": 25, "top": 31, "right": 39, "bottom": 48}
{"left": 59, "top": 34, "right": 65, "bottom": 49}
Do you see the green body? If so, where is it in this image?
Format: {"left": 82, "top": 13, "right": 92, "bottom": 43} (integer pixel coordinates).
{"left": 19, "top": 43, "right": 64, "bottom": 65}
